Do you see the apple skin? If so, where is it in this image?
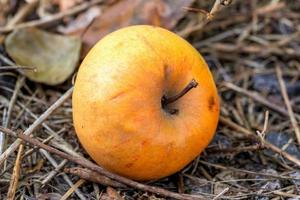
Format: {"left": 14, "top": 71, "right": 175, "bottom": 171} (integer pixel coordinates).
{"left": 72, "top": 25, "right": 219, "bottom": 181}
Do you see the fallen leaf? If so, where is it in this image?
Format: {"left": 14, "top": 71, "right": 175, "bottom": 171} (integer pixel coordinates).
{"left": 52, "top": 0, "right": 83, "bottom": 12}
{"left": 100, "top": 187, "right": 124, "bottom": 200}
{"left": 5, "top": 28, "right": 81, "bottom": 85}
{"left": 82, "top": 0, "right": 195, "bottom": 53}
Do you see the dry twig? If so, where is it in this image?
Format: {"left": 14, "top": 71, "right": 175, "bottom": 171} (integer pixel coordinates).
{"left": 0, "top": 66, "right": 36, "bottom": 71}
{"left": 64, "top": 167, "right": 125, "bottom": 188}
{"left": 5, "top": 0, "right": 38, "bottom": 28}
{"left": 39, "top": 149, "right": 86, "bottom": 200}
{"left": 0, "top": 76, "right": 25, "bottom": 154}
{"left": 0, "top": 87, "right": 73, "bottom": 167}
{"left": 179, "top": 0, "right": 232, "bottom": 37}
{"left": 220, "top": 116, "right": 300, "bottom": 167}
{"left": 275, "top": 65, "right": 300, "bottom": 145}
{"left": 222, "top": 82, "right": 300, "bottom": 120}
{"left": 7, "top": 144, "right": 23, "bottom": 200}
{"left": 0, "top": 0, "right": 104, "bottom": 33}
{"left": 0, "top": 126, "right": 206, "bottom": 200}
{"left": 60, "top": 179, "right": 86, "bottom": 200}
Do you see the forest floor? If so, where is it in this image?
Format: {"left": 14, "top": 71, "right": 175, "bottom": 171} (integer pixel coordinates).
{"left": 1, "top": 0, "right": 300, "bottom": 199}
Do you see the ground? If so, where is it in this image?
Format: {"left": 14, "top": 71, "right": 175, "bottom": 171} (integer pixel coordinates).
{"left": 0, "top": 0, "right": 300, "bottom": 199}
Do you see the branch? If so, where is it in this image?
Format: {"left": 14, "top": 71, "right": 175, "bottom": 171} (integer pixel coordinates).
{"left": 0, "top": 0, "right": 105, "bottom": 33}
{"left": 0, "top": 126, "right": 205, "bottom": 200}
{"left": 0, "top": 87, "right": 74, "bottom": 167}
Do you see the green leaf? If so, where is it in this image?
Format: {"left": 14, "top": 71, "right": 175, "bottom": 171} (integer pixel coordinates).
{"left": 5, "top": 28, "right": 81, "bottom": 85}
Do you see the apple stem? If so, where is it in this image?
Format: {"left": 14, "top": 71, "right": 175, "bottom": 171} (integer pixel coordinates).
{"left": 162, "top": 79, "right": 198, "bottom": 106}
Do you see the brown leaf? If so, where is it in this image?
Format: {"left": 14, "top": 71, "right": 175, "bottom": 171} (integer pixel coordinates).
{"left": 100, "top": 187, "right": 124, "bottom": 200}
{"left": 82, "top": 0, "right": 195, "bottom": 54}
{"left": 52, "top": 0, "right": 83, "bottom": 12}
{"left": 5, "top": 28, "right": 81, "bottom": 85}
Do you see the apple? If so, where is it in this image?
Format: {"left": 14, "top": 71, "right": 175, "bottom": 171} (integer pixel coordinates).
{"left": 72, "top": 25, "right": 219, "bottom": 181}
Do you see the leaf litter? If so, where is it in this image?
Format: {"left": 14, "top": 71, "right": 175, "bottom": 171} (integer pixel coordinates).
{"left": 0, "top": 0, "right": 300, "bottom": 199}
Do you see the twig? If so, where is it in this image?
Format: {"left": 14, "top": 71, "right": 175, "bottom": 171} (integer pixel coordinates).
{"left": 209, "top": 0, "right": 228, "bottom": 20}
{"left": 206, "top": 143, "right": 264, "bottom": 154}
{"left": 255, "top": 2, "right": 286, "bottom": 15}
{"left": 0, "top": 76, "right": 25, "bottom": 154}
{"left": 7, "top": 144, "right": 24, "bottom": 200}
{"left": 264, "top": 139, "right": 300, "bottom": 167}
{"left": 212, "top": 187, "right": 229, "bottom": 200}
{"left": 219, "top": 116, "right": 253, "bottom": 138}
{"left": 222, "top": 82, "right": 300, "bottom": 120}
{"left": 256, "top": 111, "right": 269, "bottom": 140}
{"left": 182, "top": 7, "right": 210, "bottom": 16}
{"left": 17, "top": 101, "right": 81, "bottom": 157}
{"left": 64, "top": 167, "right": 125, "bottom": 188}
{"left": 39, "top": 149, "right": 86, "bottom": 200}
{"left": 4, "top": 76, "right": 25, "bottom": 128}
{"left": 178, "top": 0, "right": 231, "bottom": 37}
{"left": 0, "top": 54, "right": 15, "bottom": 66}
{"left": 219, "top": 116, "right": 300, "bottom": 167}
{"left": 199, "top": 160, "right": 300, "bottom": 181}
{"left": 0, "top": 0, "right": 105, "bottom": 33}
{"left": 185, "top": 0, "right": 229, "bottom": 20}
{"left": 0, "top": 87, "right": 73, "bottom": 167}
{"left": 209, "top": 42, "right": 299, "bottom": 57}
{"left": 41, "top": 159, "right": 67, "bottom": 185}
{"left": 5, "top": 0, "right": 38, "bottom": 28}
{"left": 0, "top": 126, "right": 205, "bottom": 200}
{"left": 60, "top": 179, "right": 86, "bottom": 200}
{"left": 0, "top": 66, "right": 37, "bottom": 71}
{"left": 178, "top": 2, "right": 284, "bottom": 37}
{"left": 0, "top": 135, "right": 55, "bottom": 178}
{"left": 272, "top": 190, "right": 300, "bottom": 198}
{"left": 275, "top": 65, "right": 300, "bottom": 145}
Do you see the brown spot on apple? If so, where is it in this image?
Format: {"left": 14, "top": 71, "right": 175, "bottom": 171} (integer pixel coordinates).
{"left": 125, "top": 162, "right": 134, "bottom": 168}
{"left": 208, "top": 96, "right": 215, "bottom": 111}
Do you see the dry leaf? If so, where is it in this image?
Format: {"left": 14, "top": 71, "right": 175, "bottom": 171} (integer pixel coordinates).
{"left": 5, "top": 28, "right": 81, "bottom": 85}
{"left": 52, "top": 0, "right": 83, "bottom": 11}
{"left": 100, "top": 187, "right": 124, "bottom": 200}
{"left": 82, "top": 0, "right": 195, "bottom": 53}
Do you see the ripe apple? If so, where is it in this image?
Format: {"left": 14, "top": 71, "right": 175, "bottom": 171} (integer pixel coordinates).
{"left": 72, "top": 25, "right": 219, "bottom": 181}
